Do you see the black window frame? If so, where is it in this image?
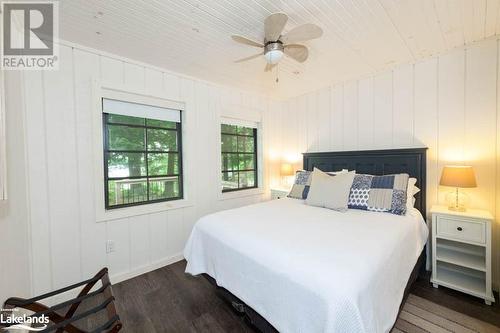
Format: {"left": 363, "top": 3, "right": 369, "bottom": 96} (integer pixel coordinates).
{"left": 103, "top": 107, "right": 183, "bottom": 210}
{"left": 221, "top": 124, "right": 258, "bottom": 192}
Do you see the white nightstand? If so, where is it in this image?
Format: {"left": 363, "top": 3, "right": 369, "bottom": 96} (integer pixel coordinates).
{"left": 270, "top": 188, "right": 289, "bottom": 200}
{"left": 431, "top": 205, "right": 495, "bottom": 305}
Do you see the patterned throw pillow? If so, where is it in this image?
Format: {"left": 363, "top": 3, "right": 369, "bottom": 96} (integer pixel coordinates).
{"left": 287, "top": 170, "right": 312, "bottom": 199}
{"left": 347, "top": 173, "right": 409, "bottom": 215}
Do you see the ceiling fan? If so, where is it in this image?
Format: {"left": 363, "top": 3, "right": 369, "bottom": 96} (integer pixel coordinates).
{"left": 231, "top": 13, "right": 323, "bottom": 72}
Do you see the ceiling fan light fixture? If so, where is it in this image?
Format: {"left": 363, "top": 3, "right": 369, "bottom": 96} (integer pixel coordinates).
{"left": 264, "top": 42, "right": 284, "bottom": 64}
{"left": 265, "top": 49, "right": 283, "bottom": 64}
{"left": 231, "top": 13, "right": 323, "bottom": 71}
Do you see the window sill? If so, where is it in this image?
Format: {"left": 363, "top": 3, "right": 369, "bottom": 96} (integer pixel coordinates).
{"left": 96, "top": 198, "right": 193, "bottom": 222}
{"left": 218, "top": 188, "right": 264, "bottom": 201}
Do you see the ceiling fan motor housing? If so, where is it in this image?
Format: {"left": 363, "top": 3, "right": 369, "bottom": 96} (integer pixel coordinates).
{"left": 264, "top": 41, "right": 284, "bottom": 64}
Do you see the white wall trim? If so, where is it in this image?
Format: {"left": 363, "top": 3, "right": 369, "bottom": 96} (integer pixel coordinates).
{"left": 219, "top": 188, "right": 265, "bottom": 200}
{"left": 92, "top": 80, "right": 193, "bottom": 222}
{"left": 110, "top": 253, "right": 184, "bottom": 284}
{"left": 44, "top": 253, "right": 184, "bottom": 306}
{"left": 218, "top": 111, "right": 265, "bottom": 201}
{"left": 221, "top": 106, "right": 262, "bottom": 123}
{"left": 101, "top": 84, "right": 185, "bottom": 111}
{"left": 18, "top": 71, "right": 35, "bottom": 298}
{"left": 221, "top": 116, "right": 258, "bottom": 129}
{"left": 0, "top": 69, "right": 6, "bottom": 201}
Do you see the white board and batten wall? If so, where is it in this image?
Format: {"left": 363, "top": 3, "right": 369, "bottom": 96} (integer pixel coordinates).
{"left": 0, "top": 70, "right": 32, "bottom": 305}
{"left": 10, "top": 29, "right": 500, "bottom": 301}
{"left": 270, "top": 38, "right": 500, "bottom": 290}
{"left": 0, "top": 15, "right": 32, "bottom": 305}
{"left": 21, "top": 42, "right": 273, "bottom": 297}
{"left": 0, "top": 70, "right": 6, "bottom": 201}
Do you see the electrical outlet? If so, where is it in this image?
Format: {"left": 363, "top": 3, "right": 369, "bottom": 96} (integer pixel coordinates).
{"left": 106, "top": 240, "right": 115, "bottom": 253}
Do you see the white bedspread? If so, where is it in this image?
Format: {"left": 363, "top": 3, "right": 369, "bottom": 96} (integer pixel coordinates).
{"left": 184, "top": 198, "right": 428, "bottom": 333}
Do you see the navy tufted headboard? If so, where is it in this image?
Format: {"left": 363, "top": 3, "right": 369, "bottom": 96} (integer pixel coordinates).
{"left": 303, "top": 148, "right": 427, "bottom": 216}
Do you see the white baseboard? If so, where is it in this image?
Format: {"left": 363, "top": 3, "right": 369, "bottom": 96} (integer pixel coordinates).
{"left": 110, "top": 253, "right": 184, "bottom": 284}
{"left": 42, "top": 253, "right": 184, "bottom": 306}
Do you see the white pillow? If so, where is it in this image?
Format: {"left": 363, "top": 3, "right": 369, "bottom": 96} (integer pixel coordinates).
{"left": 306, "top": 168, "right": 356, "bottom": 212}
{"left": 327, "top": 169, "right": 349, "bottom": 175}
{"left": 406, "top": 178, "right": 420, "bottom": 209}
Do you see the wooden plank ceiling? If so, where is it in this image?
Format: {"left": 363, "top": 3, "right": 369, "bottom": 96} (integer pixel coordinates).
{"left": 60, "top": 0, "right": 500, "bottom": 99}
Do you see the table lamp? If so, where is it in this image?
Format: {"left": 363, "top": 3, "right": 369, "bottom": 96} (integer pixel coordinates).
{"left": 439, "top": 166, "right": 477, "bottom": 212}
{"left": 280, "top": 162, "right": 294, "bottom": 187}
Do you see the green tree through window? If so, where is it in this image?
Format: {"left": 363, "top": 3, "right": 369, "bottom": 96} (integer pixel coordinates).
{"left": 104, "top": 113, "right": 182, "bottom": 208}
{"left": 221, "top": 124, "right": 257, "bottom": 192}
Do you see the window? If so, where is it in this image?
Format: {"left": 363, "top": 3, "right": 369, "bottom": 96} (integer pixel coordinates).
{"left": 103, "top": 98, "right": 182, "bottom": 209}
{"left": 221, "top": 123, "right": 257, "bottom": 192}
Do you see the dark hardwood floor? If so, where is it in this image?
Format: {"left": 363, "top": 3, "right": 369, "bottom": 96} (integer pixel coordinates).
{"left": 112, "top": 260, "right": 258, "bottom": 333}
{"left": 411, "top": 271, "right": 500, "bottom": 327}
{"left": 111, "top": 260, "right": 500, "bottom": 332}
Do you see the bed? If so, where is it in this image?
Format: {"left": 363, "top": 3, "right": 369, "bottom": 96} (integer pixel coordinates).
{"left": 184, "top": 148, "right": 428, "bottom": 333}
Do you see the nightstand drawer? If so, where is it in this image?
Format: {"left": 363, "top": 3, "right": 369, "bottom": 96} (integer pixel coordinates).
{"left": 436, "top": 216, "right": 485, "bottom": 244}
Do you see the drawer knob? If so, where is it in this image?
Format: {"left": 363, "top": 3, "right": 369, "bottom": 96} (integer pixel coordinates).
{"left": 457, "top": 227, "right": 463, "bottom": 231}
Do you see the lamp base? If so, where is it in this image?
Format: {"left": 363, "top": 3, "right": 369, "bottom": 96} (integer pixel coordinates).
{"left": 445, "top": 189, "right": 469, "bottom": 212}
{"left": 280, "top": 175, "right": 294, "bottom": 188}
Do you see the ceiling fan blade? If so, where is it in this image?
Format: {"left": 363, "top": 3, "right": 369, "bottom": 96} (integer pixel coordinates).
{"left": 265, "top": 63, "right": 277, "bottom": 72}
{"left": 234, "top": 52, "right": 263, "bottom": 63}
{"left": 281, "top": 23, "right": 323, "bottom": 44}
{"left": 284, "top": 44, "right": 309, "bottom": 63}
{"left": 231, "top": 35, "right": 264, "bottom": 48}
{"left": 264, "top": 13, "right": 288, "bottom": 41}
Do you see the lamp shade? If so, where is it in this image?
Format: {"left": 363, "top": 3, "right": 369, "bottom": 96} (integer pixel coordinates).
{"left": 439, "top": 166, "right": 477, "bottom": 188}
{"left": 280, "top": 163, "right": 294, "bottom": 176}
